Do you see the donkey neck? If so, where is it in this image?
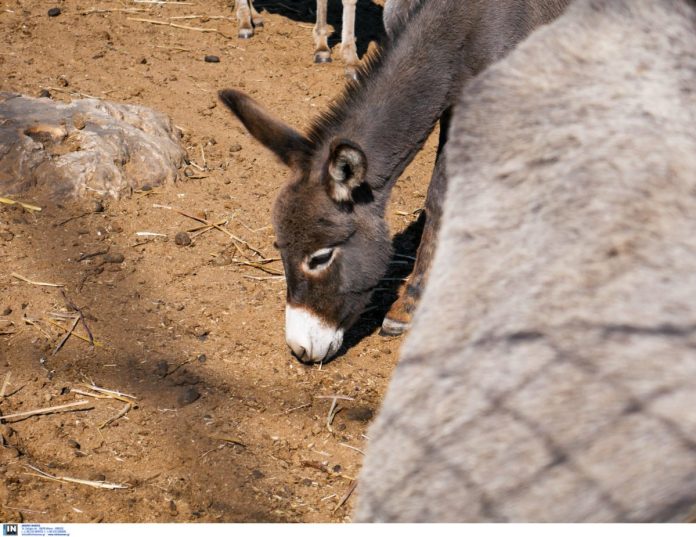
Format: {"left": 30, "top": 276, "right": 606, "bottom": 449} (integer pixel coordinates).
{"left": 307, "top": 0, "right": 572, "bottom": 210}
{"left": 309, "top": 0, "right": 476, "bottom": 206}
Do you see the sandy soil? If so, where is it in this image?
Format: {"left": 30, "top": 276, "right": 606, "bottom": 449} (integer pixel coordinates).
{"left": 0, "top": 0, "right": 439, "bottom": 523}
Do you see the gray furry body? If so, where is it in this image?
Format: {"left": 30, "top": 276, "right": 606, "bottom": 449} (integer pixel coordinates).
{"left": 357, "top": 0, "right": 696, "bottom": 522}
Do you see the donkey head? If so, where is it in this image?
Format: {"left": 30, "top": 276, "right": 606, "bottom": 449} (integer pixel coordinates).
{"left": 220, "top": 89, "right": 393, "bottom": 363}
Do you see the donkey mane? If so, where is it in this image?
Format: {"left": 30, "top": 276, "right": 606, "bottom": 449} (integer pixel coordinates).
{"left": 306, "top": 0, "right": 428, "bottom": 149}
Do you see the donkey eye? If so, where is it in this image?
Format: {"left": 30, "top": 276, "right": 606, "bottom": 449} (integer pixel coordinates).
{"left": 306, "top": 248, "right": 335, "bottom": 271}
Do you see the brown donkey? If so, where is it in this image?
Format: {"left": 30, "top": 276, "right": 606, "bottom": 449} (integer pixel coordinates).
{"left": 220, "top": 0, "right": 570, "bottom": 363}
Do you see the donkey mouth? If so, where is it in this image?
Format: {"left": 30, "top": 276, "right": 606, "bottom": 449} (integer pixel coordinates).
{"left": 285, "top": 304, "right": 345, "bottom": 364}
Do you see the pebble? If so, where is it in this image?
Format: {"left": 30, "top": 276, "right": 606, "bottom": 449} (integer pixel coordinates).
{"left": 38, "top": 89, "right": 51, "bottom": 98}
{"left": 47, "top": 7, "right": 61, "bottom": 17}
{"left": 229, "top": 143, "right": 242, "bottom": 153}
{"left": 197, "top": 354, "right": 207, "bottom": 363}
{"left": 72, "top": 114, "right": 87, "bottom": 130}
{"left": 250, "top": 469, "right": 265, "bottom": 480}
{"left": 204, "top": 55, "right": 220, "bottom": 63}
{"left": 92, "top": 200, "right": 105, "bottom": 213}
{"left": 345, "top": 406, "right": 374, "bottom": 422}
{"left": 155, "top": 360, "right": 169, "bottom": 377}
{"left": 191, "top": 326, "right": 209, "bottom": 338}
{"left": 177, "top": 386, "right": 200, "bottom": 407}
{"left": 212, "top": 255, "right": 232, "bottom": 266}
{"left": 104, "top": 252, "right": 125, "bottom": 264}
{"left": 2, "top": 307, "right": 11, "bottom": 316}
{"left": 0, "top": 231, "right": 14, "bottom": 242}
{"left": 174, "top": 232, "right": 191, "bottom": 246}
{"left": 67, "top": 439, "right": 81, "bottom": 450}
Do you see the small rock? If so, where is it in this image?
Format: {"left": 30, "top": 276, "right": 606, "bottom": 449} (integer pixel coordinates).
{"left": 138, "top": 57, "right": 148, "bottom": 65}
{"left": 104, "top": 252, "right": 125, "bottom": 264}
{"left": 57, "top": 75, "right": 69, "bottom": 87}
{"left": 38, "top": 89, "right": 51, "bottom": 98}
{"left": 191, "top": 326, "right": 209, "bottom": 338}
{"left": 174, "top": 232, "right": 191, "bottom": 246}
{"left": 229, "top": 143, "right": 242, "bottom": 153}
{"left": 92, "top": 200, "right": 105, "bottom": 213}
{"left": 197, "top": 354, "right": 207, "bottom": 363}
{"left": 0, "top": 231, "right": 14, "bottom": 242}
{"left": 6, "top": 447, "right": 21, "bottom": 458}
{"left": 155, "top": 360, "right": 169, "bottom": 377}
{"left": 212, "top": 255, "right": 232, "bottom": 266}
{"left": 72, "top": 114, "right": 87, "bottom": 130}
{"left": 345, "top": 406, "right": 374, "bottom": 422}
{"left": 2, "top": 307, "right": 11, "bottom": 316}
{"left": 67, "top": 439, "right": 81, "bottom": 449}
{"left": 250, "top": 469, "right": 265, "bottom": 480}
{"left": 204, "top": 55, "right": 220, "bottom": 63}
{"left": 301, "top": 478, "right": 313, "bottom": 487}
{"left": 169, "top": 500, "right": 177, "bottom": 514}
{"left": 92, "top": 473, "right": 106, "bottom": 482}
{"left": 183, "top": 167, "right": 194, "bottom": 178}
{"left": 177, "top": 386, "right": 200, "bottom": 407}
{"left": 47, "top": 7, "right": 62, "bottom": 17}
{"left": 332, "top": 464, "right": 342, "bottom": 473}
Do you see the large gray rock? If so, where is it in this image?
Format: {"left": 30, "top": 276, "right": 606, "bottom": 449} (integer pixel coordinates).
{"left": 0, "top": 92, "right": 187, "bottom": 199}
{"left": 357, "top": 0, "right": 696, "bottom": 522}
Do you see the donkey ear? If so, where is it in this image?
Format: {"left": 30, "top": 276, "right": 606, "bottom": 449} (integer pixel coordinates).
{"left": 327, "top": 139, "right": 368, "bottom": 203}
{"left": 219, "top": 89, "right": 311, "bottom": 168}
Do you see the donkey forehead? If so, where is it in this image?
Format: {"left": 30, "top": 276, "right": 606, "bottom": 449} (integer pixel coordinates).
{"left": 272, "top": 182, "right": 355, "bottom": 252}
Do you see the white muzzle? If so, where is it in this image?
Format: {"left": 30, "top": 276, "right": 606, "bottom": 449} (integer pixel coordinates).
{"left": 285, "top": 305, "right": 344, "bottom": 363}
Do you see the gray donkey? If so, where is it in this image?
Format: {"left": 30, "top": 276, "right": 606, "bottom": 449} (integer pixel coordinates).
{"left": 357, "top": 0, "right": 696, "bottom": 522}
{"left": 220, "top": 0, "right": 569, "bottom": 363}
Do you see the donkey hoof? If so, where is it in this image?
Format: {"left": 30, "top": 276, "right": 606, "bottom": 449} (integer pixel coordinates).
{"left": 344, "top": 67, "right": 358, "bottom": 82}
{"left": 380, "top": 317, "right": 409, "bottom": 337}
{"left": 314, "top": 52, "right": 333, "bottom": 64}
{"left": 238, "top": 28, "right": 254, "bottom": 39}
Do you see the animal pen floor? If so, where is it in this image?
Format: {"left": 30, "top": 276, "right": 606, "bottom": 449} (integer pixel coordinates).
{"left": 0, "top": 0, "right": 440, "bottom": 523}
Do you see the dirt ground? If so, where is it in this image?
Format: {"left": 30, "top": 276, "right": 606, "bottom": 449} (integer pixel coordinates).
{"left": 0, "top": 0, "right": 439, "bottom": 523}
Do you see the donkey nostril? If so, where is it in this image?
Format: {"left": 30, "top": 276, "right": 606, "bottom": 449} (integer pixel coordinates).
{"left": 288, "top": 342, "right": 307, "bottom": 361}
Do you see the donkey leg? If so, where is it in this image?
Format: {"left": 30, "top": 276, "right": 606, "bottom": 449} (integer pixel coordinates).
{"left": 313, "top": 0, "right": 332, "bottom": 63}
{"left": 235, "top": 0, "right": 254, "bottom": 39}
{"left": 382, "top": 110, "right": 451, "bottom": 336}
{"left": 341, "top": 0, "right": 359, "bottom": 80}
{"left": 250, "top": 0, "right": 264, "bottom": 28}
